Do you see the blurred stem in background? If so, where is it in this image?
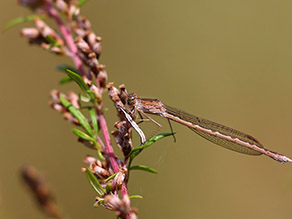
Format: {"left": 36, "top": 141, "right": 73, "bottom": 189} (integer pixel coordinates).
{"left": 20, "top": 165, "right": 63, "bottom": 219}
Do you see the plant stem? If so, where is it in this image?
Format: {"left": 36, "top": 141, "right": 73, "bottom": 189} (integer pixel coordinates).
{"left": 97, "top": 109, "right": 119, "bottom": 173}
{"left": 45, "top": 0, "right": 87, "bottom": 77}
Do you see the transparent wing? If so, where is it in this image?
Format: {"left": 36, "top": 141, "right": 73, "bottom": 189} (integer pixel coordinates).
{"left": 165, "top": 105, "right": 263, "bottom": 155}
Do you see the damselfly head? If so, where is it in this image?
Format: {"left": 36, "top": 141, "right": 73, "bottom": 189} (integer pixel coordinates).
{"left": 127, "top": 93, "right": 137, "bottom": 106}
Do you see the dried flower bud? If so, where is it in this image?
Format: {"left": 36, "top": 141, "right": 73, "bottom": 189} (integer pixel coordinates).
{"left": 41, "top": 43, "right": 64, "bottom": 55}
{"left": 55, "top": 0, "right": 68, "bottom": 12}
{"left": 88, "top": 84, "right": 102, "bottom": 103}
{"left": 76, "top": 28, "right": 86, "bottom": 37}
{"left": 112, "top": 125, "right": 132, "bottom": 156}
{"left": 68, "top": 91, "right": 80, "bottom": 109}
{"left": 119, "top": 84, "right": 128, "bottom": 105}
{"left": 35, "top": 18, "right": 53, "bottom": 37}
{"left": 89, "top": 83, "right": 98, "bottom": 93}
{"left": 52, "top": 103, "right": 65, "bottom": 113}
{"left": 88, "top": 52, "right": 100, "bottom": 74}
{"left": 77, "top": 51, "right": 88, "bottom": 63}
{"left": 75, "top": 36, "right": 91, "bottom": 53}
{"left": 93, "top": 41, "right": 102, "bottom": 57}
{"left": 50, "top": 90, "right": 60, "bottom": 103}
{"left": 104, "top": 195, "right": 122, "bottom": 211}
{"left": 96, "top": 36, "right": 102, "bottom": 42}
{"left": 21, "top": 28, "right": 40, "bottom": 38}
{"left": 96, "top": 159, "right": 103, "bottom": 168}
{"left": 86, "top": 32, "right": 102, "bottom": 57}
{"left": 108, "top": 83, "right": 134, "bottom": 155}
{"left": 103, "top": 194, "right": 133, "bottom": 218}
{"left": 129, "top": 210, "right": 138, "bottom": 219}
{"left": 97, "top": 65, "right": 107, "bottom": 89}
{"left": 107, "top": 83, "right": 121, "bottom": 103}
{"left": 84, "top": 155, "right": 97, "bottom": 164}
{"left": 64, "top": 112, "right": 79, "bottom": 124}
{"left": 78, "top": 16, "right": 91, "bottom": 30}
{"left": 90, "top": 162, "right": 110, "bottom": 178}
{"left": 69, "top": 4, "right": 79, "bottom": 17}
{"left": 112, "top": 167, "right": 127, "bottom": 190}
{"left": 87, "top": 31, "right": 96, "bottom": 47}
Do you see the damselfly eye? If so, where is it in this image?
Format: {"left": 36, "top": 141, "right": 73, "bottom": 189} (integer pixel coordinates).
{"left": 127, "top": 93, "right": 137, "bottom": 106}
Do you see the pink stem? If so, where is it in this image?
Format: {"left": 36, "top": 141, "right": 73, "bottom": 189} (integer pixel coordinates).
{"left": 98, "top": 111, "right": 128, "bottom": 201}
{"left": 121, "top": 183, "right": 128, "bottom": 197}
{"left": 45, "top": 0, "right": 87, "bottom": 77}
{"left": 98, "top": 110, "right": 120, "bottom": 173}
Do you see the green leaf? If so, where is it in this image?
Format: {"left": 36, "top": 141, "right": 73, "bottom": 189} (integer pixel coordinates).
{"left": 144, "top": 132, "right": 174, "bottom": 146}
{"left": 77, "top": 0, "right": 88, "bottom": 8}
{"left": 129, "top": 165, "right": 157, "bottom": 174}
{"left": 80, "top": 94, "right": 91, "bottom": 102}
{"left": 105, "top": 182, "right": 112, "bottom": 193}
{"left": 72, "top": 128, "right": 97, "bottom": 144}
{"left": 89, "top": 108, "right": 98, "bottom": 137}
{"left": 60, "top": 96, "right": 93, "bottom": 137}
{"left": 128, "top": 132, "right": 173, "bottom": 168}
{"left": 65, "top": 69, "right": 89, "bottom": 93}
{"left": 4, "top": 14, "right": 44, "bottom": 30}
{"left": 45, "top": 35, "right": 61, "bottom": 48}
{"left": 129, "top": 195, "right": 143, "bottom": 199}
{"left": 87, "top": 90, "right": 97, "bottom": 102}
{"left": 57, "top": 65, "right": 77, "bottom": 84}
{"left": 105, "top": 173, "right": 118, "bottom": 183}
{"left": 97, "top": 150, "right": 105, "bottom": 161}
{"left": 129, "top": 132, "right": 173, "bottom": 159}
{"left": 56, "top": 64, "right": 78, "bottom": 73}
{"left": 59, "top": 76, "right": 73, "bottom": 84}
{"left": 65, "top": 69, "right": 97, "bottom": 103}
{"left": 85, "top": 168, "right": 105, "bottom": 197}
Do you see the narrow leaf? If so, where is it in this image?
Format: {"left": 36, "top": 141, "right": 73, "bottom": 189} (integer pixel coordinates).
{"left": 59, "top": 76, "right": 73, "bottom": 84}
{"left": 128, "top": 132, "right": 173, "bottom": 169}
{"left": 97, "top": 149, "right": 105, "bottom": 161}
{"left": 60, "top": 96, "right": 93, "bottom": 137}
{"left": 106, "top": 182, "right": 112, "bottom": 193}
{"left": 65, "top": 69, "right": 89, "bottom": 93}
{"left": 129, "top": 195, "right": 143, "bottom": 199}
{"left": 88, "top": 108, "right": 98, "bottom": 137}
{"left": 72, "top": 128, "right": 97, "bottom": 144}
{"left": 87, "top": 90, "right": 97, "bottom": 102}
{"left": 80, "top": 94, "right": 91, "bottom": 102}
{"left": 85, "top": 168, "right": 105, "bottom": 197}
{"left": 77, "top": 0, "right": 88, "bottom": 8}
{"left": 56, "top": 64, "right": 78, "bottom": 73}
{"left": 144, "top": 132, "right": 174, "bottom": 147}
{"left": 4, "top": 14, "right": 44, "bottom": 30}
{"left": 45, "top": 35, "right": 61, "bottom": 48}
{"left": 66, "top": 69, "right": 96, "bottom": 102}
{"left": 105, "top": 173, "right": 118, "bottom": 183}
{"left": 129, "top": 132, "right": 173, "bottom": 159}
{"left": 129, "top": 165, "right": 158, "bottom": 174}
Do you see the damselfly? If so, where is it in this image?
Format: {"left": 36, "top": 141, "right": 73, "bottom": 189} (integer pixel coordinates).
{"left": 126, "top": 93, "right": 292, "bottom": 164}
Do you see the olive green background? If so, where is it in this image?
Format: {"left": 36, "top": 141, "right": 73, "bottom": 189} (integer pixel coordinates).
{"left": 1, "top": 1, "right": 292, "bottom": 218}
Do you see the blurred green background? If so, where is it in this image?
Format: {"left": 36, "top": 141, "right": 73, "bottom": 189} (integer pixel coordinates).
{"left": 2, "top": 0, "right": 292, "bottom": 218}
